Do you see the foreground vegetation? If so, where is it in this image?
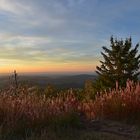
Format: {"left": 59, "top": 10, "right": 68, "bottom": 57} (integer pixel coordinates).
{"left": 0, "top": 80, "right": 139, "bottom": 139}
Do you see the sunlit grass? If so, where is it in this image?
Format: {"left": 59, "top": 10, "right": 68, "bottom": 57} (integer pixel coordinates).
{"left": 0, "top": 80, "right": 140, "bottom": 139}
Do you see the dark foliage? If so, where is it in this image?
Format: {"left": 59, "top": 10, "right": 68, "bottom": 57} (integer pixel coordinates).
{"left": 95, "top": 36, "right": 140, "bottom": 90}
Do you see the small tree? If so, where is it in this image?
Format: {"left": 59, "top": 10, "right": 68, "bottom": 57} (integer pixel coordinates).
{"left": 44, "top": 83, "right": 56, "bottom": 97}
{"left": 95, "top": 36, "right": 140, "bottom": 90}
{"left": 14, "top": 70, "right": 18, "bottom": 88}
{"left": 84, "top": 80, "right": 95, "bottom": 99}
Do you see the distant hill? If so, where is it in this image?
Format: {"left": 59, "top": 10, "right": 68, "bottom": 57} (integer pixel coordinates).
{"left": 50, "top": 74, "right": 97, "bottom": 88}
{"left": 0, "top": 74, "right": 97, "bottom": 89}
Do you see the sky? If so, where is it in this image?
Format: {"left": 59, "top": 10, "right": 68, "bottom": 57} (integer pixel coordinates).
{"left": 0, "top": 0, "right": 140, "bottom": 74}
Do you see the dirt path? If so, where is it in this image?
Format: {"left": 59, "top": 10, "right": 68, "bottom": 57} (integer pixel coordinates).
{"left": 82, "top": 120, "right": 140, "bottom": 139}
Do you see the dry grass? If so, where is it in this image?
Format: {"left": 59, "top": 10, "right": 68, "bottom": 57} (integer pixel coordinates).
{"left": 79, "top": 80, "right": 140, "bottom": 122}
{"left": 0, "top": 80, "right": 140, "bottom": 139}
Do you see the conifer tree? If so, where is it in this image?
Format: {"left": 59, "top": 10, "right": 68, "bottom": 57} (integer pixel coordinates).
{"left": 95, "top": 36, "right": 140, "bottom": 90}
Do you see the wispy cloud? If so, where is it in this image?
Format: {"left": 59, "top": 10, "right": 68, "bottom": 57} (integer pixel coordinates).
{"left": 0, "top": 0, "right": 31, "bottom": 15}
{"left": 0, "top": 0, "right": 139, "bottom": 72}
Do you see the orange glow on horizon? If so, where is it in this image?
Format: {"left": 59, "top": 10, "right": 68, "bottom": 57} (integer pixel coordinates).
{"left": 0, "top": 63, "right": 98, "bottom": 74}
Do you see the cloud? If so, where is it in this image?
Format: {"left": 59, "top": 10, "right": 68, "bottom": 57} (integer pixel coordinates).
{"left": 0, "top": 0, "right": 140, "bottom": 73}
{"left": 0, "top": 32, "right": 101, "bottom": 65}
{"left": 0, "top": 0, "right": 31, "bottom": 15}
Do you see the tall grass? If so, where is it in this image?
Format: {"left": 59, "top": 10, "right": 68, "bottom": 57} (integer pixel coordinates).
{"left": 0, "top": 86, "right": 81, "bottom": 138}
{"left": 0, "top": 80, "right": 140, "bottom": 139}
{"left": 79, "top": 80, "right": 140, "bottom": 122}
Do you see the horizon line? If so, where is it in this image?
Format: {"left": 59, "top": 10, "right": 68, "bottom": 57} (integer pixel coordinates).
{"left": 0, "top": 71, "right": 96, "bottom": 76}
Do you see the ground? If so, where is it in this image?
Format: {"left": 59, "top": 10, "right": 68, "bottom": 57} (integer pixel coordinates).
{"left": 26, "top": 120, "right": 140, "bottom": 140}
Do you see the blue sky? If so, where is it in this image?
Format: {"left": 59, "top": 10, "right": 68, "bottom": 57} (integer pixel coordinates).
{"left": 0, "top": 0, "right": 140, "bottom": 73}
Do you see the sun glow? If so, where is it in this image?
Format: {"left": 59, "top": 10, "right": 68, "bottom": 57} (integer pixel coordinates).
{"left": 0, "top": 63, "right": 98, "bottom": 74}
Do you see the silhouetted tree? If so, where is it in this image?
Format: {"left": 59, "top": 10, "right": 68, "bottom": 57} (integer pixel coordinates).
{"left": 14, "top": 70, "right": 18, "bottom": 89}
{"left": 95, "top": 36, "right": 140, "bottom": 90}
